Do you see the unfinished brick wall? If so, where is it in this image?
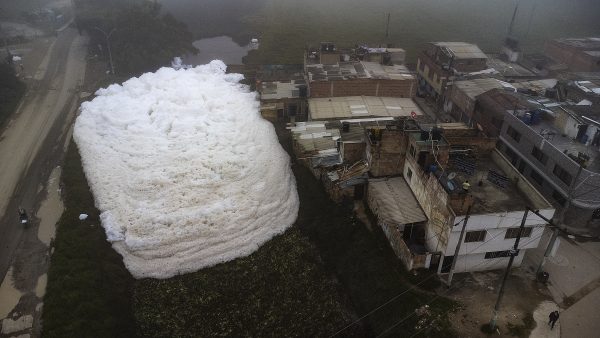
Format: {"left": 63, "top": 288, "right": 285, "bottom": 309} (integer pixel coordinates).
{"left": 309, "top": 78, "right": 416, "bottom": 98}
{"left": 368, "top": 130, "right": 407, "bottom": 177}
{"left": 341, "top": 142, "right": 366, "bottom": 164}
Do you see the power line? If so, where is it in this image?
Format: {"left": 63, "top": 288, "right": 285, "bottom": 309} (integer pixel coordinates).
{"left": 328, "top": 216, "right": 531, "bottom": 337}
{"left": 383, "top": 229, "right": 551, "bottom": 338}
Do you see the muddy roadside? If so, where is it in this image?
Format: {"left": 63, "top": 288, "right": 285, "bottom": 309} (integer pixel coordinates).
{"left": 0, "top": 33, "right": 107, "bottom": 337}
{"left": 445, "top": 267, "right": 553, "bottom": 338}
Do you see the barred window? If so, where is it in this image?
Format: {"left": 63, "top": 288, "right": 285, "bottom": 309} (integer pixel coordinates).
{"left": 552, "top": 190, "right": 566, "bottom": 206}
{"left": 531, "top": 147, "right": 548, "bottom": 165}
{"left": 505, "top": 227, "right": 533, "bottom": 239}
{"left": 530, "top": 170, "right": 544, "bottom": 186}
{"left": 553, "top": 165, "right": 572, "bottom": 185}
{"left": 465, "top": 230, "right": 486, "bottom": 243}
{"left": 409, "top": 144, "right": 416, "bottom": 158}
{"left": 507, "top": 126, "right": 521, "bottom": 142}
{"left": 485, "top": 250, "right": 519, "bottom": 259}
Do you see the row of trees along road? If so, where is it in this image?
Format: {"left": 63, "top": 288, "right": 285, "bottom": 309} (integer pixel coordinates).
{"left": 74, "top": 0, "right": 197, "bottom": 77}
{"left": 0, "top": 61, "right": 26, "bottom": 127}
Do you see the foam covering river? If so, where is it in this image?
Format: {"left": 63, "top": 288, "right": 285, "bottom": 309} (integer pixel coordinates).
{"left": 74, "top": 61, "right": 299, "bottom": 279}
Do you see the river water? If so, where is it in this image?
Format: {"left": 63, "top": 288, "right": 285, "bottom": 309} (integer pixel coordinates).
{"left": 182, "top": 36, "right": 254, "bottom": 65}
{"left": 160, "top": 0, "right": 600, "bottom": 63}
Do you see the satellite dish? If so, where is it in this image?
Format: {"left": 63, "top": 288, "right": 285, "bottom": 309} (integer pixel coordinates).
{"left": 447, "top": 181, "right": 456, "bottom": 191}
{"left": 448, "top": 172, "right": 457, "bottom": 180}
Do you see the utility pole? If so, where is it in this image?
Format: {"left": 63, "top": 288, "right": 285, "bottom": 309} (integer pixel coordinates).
{"left": 446, "top": 205, "right": 472, "bottom": 286}
{"left": 507, "top": 0, "right": 519, "bottom": 37}
{"left": 536, "top": 164, "right": 583, "bottom": 275}
{"left": 93, "top": 27, "right": 116, "bottom": 75}
{"left": 385, "top": 13, "right": 391, "bottom": 39}
{"left": 489, "top": 208, "right": 529, "bottom": 330}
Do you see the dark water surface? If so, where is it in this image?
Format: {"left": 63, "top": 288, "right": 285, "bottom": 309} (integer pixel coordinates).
{"left": 160, "top": 0, "right": 600, "bottom": 63}
{"left": 183, "top": 36, "right": 253, "bottom": 65}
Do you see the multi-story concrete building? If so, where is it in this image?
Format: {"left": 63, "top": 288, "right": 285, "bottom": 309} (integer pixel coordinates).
{"left": 360, "top": 122, "right": 554, "bottom": 273}
{"left": 472, "top": 89, "right": 600, "bottom": 234}
{"left": 444, "top": 78, "right": 509, "bottom": 124}
{"left": 401, "top": 128, "right": 554, "bottom": 273}
{"left": 416, "top": 42, "right": 488, "bottom": 102}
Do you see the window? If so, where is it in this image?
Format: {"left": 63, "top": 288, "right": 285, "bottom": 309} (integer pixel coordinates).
{"left": 406, "top": 168, "right": 413, "bottom": 182}
{"left": 501, "top": 144, "right": 519, "bottom": 165}
{"left": 485, "top": 250, "right": 520, "bottom": 259}
{"left": 553, "top": 165, "right": 572, "bottom": 185}
{"left": 465, "top": 230, "right": 486, "bottom": 243}
{"left": 552, "top": 190, "right": 566, "bottom": 206}
{"left": 409, "top": 144, "right": 416, "bottom": 158}
{"left": 497, "top": 141, "right": 506, "bottom": 152}
{"left": 531, "top": 147, "right": 548, "bottom": 165}
{"left": 506, "top": 126, "right": 521, "bottom": 142}
{"left": 593, "top": 209, "right": 600, "bottom": 219}
{"left": 505, "top": 227, "right": 533, "bottom": 239}
{"left": 530, "top": 170, "right": 545, "bottom": 186}
{"left": 492, "top": 117, "right": 503, "bottom": 129}
{"left": 517, "top": 160, "right": 527, "bottom": 174}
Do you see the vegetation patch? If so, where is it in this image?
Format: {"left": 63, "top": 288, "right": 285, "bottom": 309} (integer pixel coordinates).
{"left": 507, "top": 312, "right": 536, "bottom": 338}
{"left": 75, "top": 0, "right": 196, "bottom": 76}
{"left": 480, "top": 323, "right": 500, "bottom": 335}
{"left": 0, "top": 62, "right": 26, "bottom": 127}
{"left": 134, "top": 228, "right": 360, "bottom": 337}
{"left": 43, "top": 142, "right": 136, "bottom": 338}
{"left": 291, "top": 162, "right": 456, "bottom": 337}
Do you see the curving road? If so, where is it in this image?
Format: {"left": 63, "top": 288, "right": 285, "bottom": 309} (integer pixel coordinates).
{"left": 0, "top": 26, "right": 87, "bottom": 336}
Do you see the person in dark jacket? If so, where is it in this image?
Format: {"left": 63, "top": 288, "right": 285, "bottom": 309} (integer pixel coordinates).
{"left": 548, "top": 310, "right": 559, "bottom": 329}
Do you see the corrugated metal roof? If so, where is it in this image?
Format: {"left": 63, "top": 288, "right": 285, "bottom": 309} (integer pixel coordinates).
{"left": 368, "top": 177, "right": 427, "bottom": 225}
{"left": 290, "top": 122, "right": 342, "bottom": 165}
{"left": 309, "top": 96, "right": 423, "bottom": 120}
{"left": 433, "top": 42, "right": 487, "bottom": 60}
{"left": 453, "top": 78, "right": 506, "bottom": 99}
{"left": 306, "top": 61, "right": 413, "bottom": 82}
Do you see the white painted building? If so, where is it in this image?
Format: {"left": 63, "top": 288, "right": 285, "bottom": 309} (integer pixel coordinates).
{"left": 402, "top": 130, "right": 555, "bottom": 274}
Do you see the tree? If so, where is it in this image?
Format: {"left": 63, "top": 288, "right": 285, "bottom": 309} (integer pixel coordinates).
{"left": 0, "top": 62, "right": 26, "bottom": 126}
{"left": 75, "top": 0, "right": 196, "bottom": 76}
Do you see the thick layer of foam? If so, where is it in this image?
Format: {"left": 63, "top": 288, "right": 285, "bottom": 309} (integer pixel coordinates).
{"left": 73, "top": 61, "right": 299, "bottom": 279}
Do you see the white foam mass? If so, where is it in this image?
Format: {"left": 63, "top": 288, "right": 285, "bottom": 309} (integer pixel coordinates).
{"left": 73, "top": 61, "right": 299, "bottom": 279}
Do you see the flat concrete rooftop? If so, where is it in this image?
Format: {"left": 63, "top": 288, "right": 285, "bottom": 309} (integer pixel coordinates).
{"left": 485, "top": 57, "right": 536, "bottom": 78}
{"left": 446, "top": 155, "right": 532, "bottom": 214}
{"left": 453, "top": 78, "right": 507, "bottom": 100}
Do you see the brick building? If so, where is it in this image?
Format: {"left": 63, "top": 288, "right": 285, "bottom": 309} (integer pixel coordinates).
{"left": 544, "top": 38, "right": 600, "bottom": 72}
{"left": 416, "top": 42, "right": 488, "bottom": 101}
{"left": 305, "top": 61, "right": 416, "bottom": 98}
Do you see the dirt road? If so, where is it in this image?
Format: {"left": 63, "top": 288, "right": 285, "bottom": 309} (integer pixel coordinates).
{"left": 0, "top": 26, "right": 87, "bottom": 337}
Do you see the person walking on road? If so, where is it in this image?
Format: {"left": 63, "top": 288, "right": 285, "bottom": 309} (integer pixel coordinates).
{"left": 548, "top": 310, "right": 559, "bottom": 330}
